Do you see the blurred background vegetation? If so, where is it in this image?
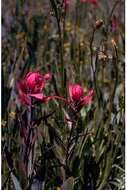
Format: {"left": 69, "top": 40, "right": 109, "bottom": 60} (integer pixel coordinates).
{"left": 2, "top": 0, "right": 125, "bottom": 189}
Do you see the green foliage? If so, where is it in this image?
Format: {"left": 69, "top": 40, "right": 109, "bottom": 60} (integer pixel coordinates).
{"left": 2, "top": 0, "right": 125, "bottom": 189}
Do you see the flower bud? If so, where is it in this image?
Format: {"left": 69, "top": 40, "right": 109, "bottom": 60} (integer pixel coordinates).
{"left": 44, "top": 73, "right": 52, "bottom": 81}
{"left": 71, "top": 84, "right": 84, "bottom": 101}
{"left": 95, "top": 19, "right": 103, "bottom": 29}
{"left": 26, "top": 72, "right": 44, "bottom": 92}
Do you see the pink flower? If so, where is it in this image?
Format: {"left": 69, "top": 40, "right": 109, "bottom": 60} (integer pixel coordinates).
{"left": 80, "top": 0, "right": 98, "bottom": 6}
{"left": 59, "top": 83, "right": 95, "bottom": 124}
{"left": 69, "top": 84, "right": 84, "bottom": 101}
{"left": 64, "top": 0, "right": 71, "bottom": 9}
{"left": 68, "top": 83, "right": 94, "bottom": 108}
{"left": 25, "top": 72, "right": 45, "bottom": 93}
{"left": 18, "top": 71, "right": 52, "bottom": 105}
{"left": 50, "top": 83, "right": 94, "bottom": 110}
{"left": 89, "top": 0, "right": 98, "bottom": 5}
{"left": 80, "top": 89, "right": 94, "bottom": 105}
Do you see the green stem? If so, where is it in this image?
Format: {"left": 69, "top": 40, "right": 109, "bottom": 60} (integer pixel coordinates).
{"left": 49, "top": 0, "right": 64, "bottom": 92}
{"left": 90, "top": 28, "right": 100, "bottom": 107}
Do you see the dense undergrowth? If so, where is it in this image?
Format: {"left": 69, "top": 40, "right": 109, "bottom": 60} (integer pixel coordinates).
{"left": 2, "top": 0, "right": 125, "bottom": 189}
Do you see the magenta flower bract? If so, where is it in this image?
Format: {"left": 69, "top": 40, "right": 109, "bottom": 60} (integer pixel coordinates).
{"left": 80, "top": 0, "right": 98, "bottom": 6}
{"left": 49, "top": 83, "right": 94, "bottom": 110}
{"left": 18, "top": 71, "right": 52, "bottom": 105}
{"left": 64, "top": 0, "right": 71, "bottom": 9}
{"left": 68, "top": 83, "right": 94, "bottom": 107}
{"left": 89, "top": 0, "right": 98, "bottom": 5}
{"left": 69, "top": 84, "right": 84, "bottom": 101}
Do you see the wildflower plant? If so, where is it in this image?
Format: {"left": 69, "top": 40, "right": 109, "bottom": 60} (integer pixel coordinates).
{"left": 2, "top": 0, "right": 124, "bottom": 190}
{"left": 18, "top": 71, "right": 52, "bottom": 105}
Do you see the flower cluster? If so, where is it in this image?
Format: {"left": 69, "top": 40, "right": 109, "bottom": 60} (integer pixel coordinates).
{"left": 67, "top": 83, "right": 94, "bottom": 113}
{"left": 18, "top": 71, "right": 94, "bottom": 112}
{"left": 18, "top": 71, "right": 52, "bottom": 105}
{"left": 68, "top": 83, "right": 94, "bottom": 105}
